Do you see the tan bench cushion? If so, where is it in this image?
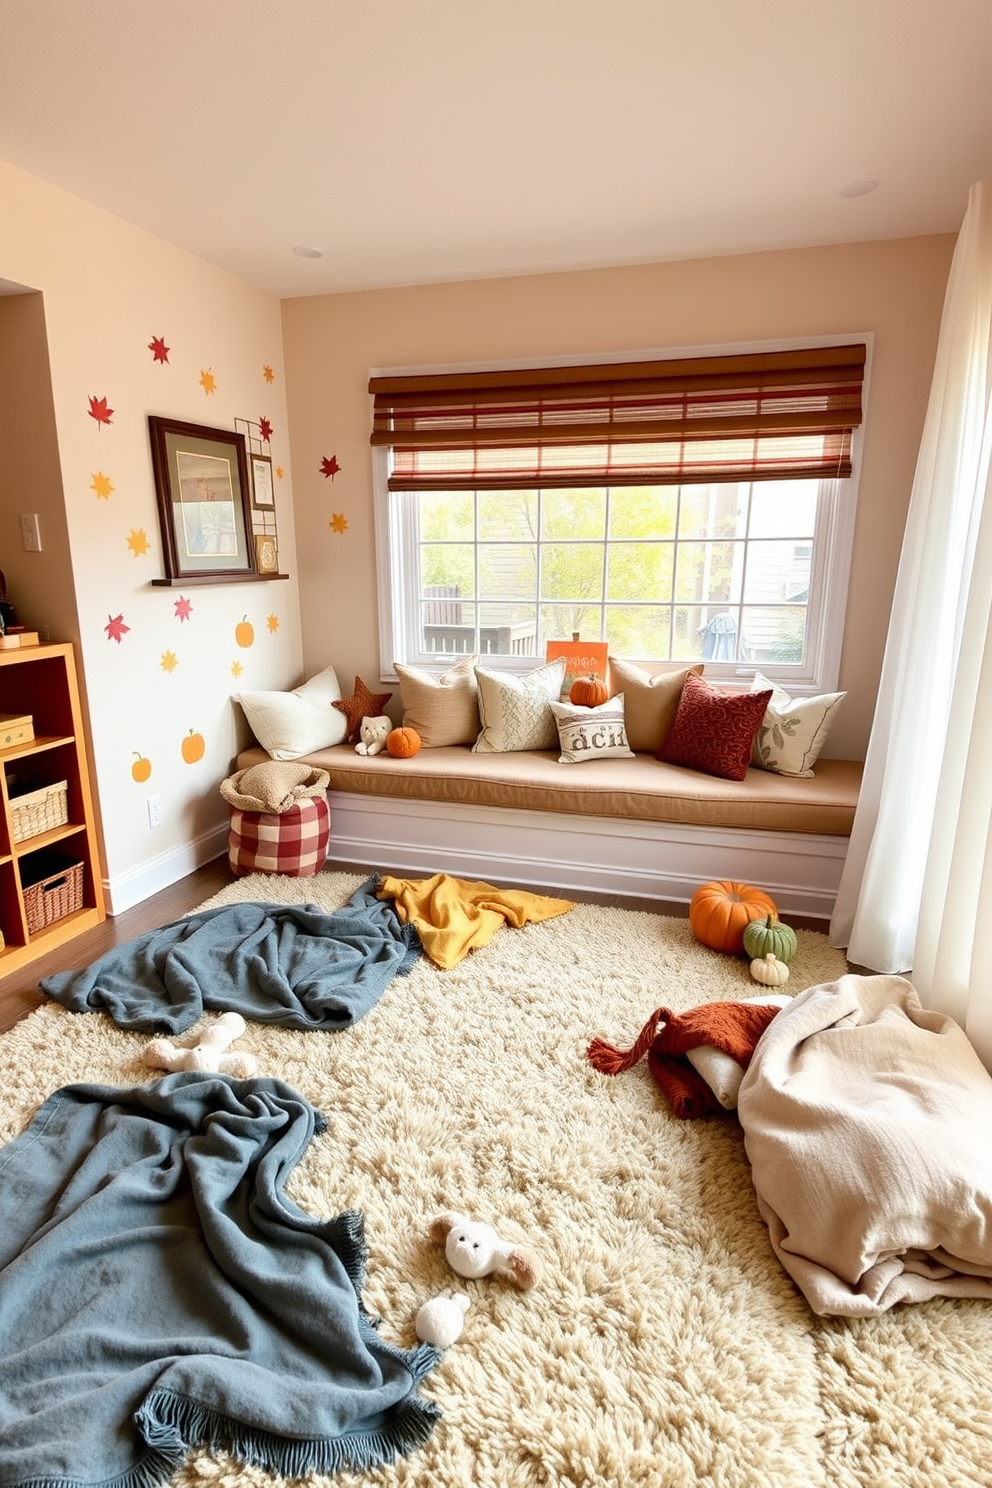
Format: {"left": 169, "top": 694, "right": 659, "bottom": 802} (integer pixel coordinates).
{"left": 234, "top": 743, "right": 861, "bottom": 836}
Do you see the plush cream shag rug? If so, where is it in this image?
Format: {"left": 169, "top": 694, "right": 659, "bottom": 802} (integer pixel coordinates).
{"left": 2, "top": 871, "right": 991, "bottom": 1488}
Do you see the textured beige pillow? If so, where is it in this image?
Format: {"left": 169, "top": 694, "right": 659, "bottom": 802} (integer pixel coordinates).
{"left": 607, "top": 660, "right": 704, "bottom": 753}
{"left": 234, "top": 664, "right": 348, "bottom": 760}
{"left": 749, "top": 671, "right": 846, "bottom": 777}
{"left": 549, "top": 695, "right": 634, "bottom": 764}
{"left": 394, "top": 655, "right": 480, "bottom": 747}
{"left": 473, "top": 657, "right": 566, "bottom": 753}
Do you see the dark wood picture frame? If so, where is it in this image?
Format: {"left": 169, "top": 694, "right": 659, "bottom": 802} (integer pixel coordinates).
{"left": 148, "top": 416, "right": 256, "bottom": 582}
{"left": 250, "top": 452, "right": 275, "bottom": 510}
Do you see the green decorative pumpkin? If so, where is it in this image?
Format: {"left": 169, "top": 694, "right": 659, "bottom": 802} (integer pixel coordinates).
{"left": 742, "top": 913, "right": 798, "bottom": 965}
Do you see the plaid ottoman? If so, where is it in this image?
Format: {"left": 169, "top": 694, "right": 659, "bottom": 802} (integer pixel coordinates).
{"left": 227, "top": 796, "right": 330, "bottom": 878}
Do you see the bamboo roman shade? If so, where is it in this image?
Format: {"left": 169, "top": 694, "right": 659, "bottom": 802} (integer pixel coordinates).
{"left": 369, "top": 343, "right": 866, "bottom": 491}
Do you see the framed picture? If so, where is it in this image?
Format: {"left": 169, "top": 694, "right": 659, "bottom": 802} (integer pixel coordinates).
{"left": 148, "top": 416, "right": 255, "bottom": 580}
{"left": 250, "top": 452, "right": 275, "bottom": 509}
{"left": 254, "top": 532, "right": 279, "bottom": 575}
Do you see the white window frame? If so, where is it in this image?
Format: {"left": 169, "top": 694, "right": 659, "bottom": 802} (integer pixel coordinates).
{"left": 373, "top": 335, "right": 871, "bottom": 697}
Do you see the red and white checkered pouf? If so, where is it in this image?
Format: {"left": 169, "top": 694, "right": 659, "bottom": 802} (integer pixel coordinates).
{"left": 227, "top": 796, "right": 330, "bottom": 878}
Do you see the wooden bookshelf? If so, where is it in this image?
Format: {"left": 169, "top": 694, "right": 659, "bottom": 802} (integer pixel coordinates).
{"left": 0, "top": 643, "right": 105, "bottom": 978}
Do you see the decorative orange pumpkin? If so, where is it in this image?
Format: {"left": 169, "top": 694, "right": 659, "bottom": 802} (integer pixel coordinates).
{"left": 688, "top": 880, "right": 778, "bottom": 955}
{"left": 569, "top": 675, "right": 608, "bottom": 707}
{"left": 181, "top": 728, "right": 206, "bottom": 764}
{"left": 131, "top": 751, "right": 152, "bottom": 783}
{"left": 386, "top": 726, "right": 422, "bottom": 759}
{"left": 235, "top": 615, "right": 254, "bottom": 649}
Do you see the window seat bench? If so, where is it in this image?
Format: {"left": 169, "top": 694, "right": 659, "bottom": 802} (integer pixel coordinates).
{"left": 234, "top": 742, "right": 862, "bottom": 923}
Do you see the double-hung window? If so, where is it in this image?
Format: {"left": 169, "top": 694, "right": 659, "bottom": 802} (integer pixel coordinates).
{"left": 370, "top": 341, "right": 867, "bottom": 694}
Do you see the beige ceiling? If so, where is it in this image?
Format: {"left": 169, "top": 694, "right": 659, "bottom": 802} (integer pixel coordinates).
{"left": 1, "top": 0, "right": 990, "bottom": 299}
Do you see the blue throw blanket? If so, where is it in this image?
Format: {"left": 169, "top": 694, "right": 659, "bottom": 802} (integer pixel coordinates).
{"left": 0, "top": 1073, "right": 440, "bottom": 1486}
{"left": 40, "top": 875, "right": 421, "bottom": 1033}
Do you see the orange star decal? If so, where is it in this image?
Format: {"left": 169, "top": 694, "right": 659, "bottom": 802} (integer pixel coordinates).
{"left": 126, "top": 529, "right": 150, "bottom": 556}
{"left": 161, "top": 650, "right": 178, "bottom": 673}
{"left": 266, "top": 614, "right": 279, "bottom": 633}
{"left": 231, "top": 660, "right": 244, "bottom": 678}
{"left": 91, "top": 472, "right": 114, "bottom": 500}
{"left": 329, "top": 513, "right": 348, "bottom": 534}
{"left": 199, "top": 369, "right": 217, "bottom": 395}
{"left": 262, "top": 364, "right": 275, "bottom": 384}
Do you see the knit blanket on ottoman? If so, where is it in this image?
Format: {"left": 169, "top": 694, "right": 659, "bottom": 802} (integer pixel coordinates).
{"left": 0, "top": 1072, "right": 440, "bottom": 1486}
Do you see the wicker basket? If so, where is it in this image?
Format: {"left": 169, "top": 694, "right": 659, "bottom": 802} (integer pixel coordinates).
{"left": 10, "top": 780, "right": 69, "bottom": 843}
{"left": 23, "top": 858, "right": 84, "bottom": 935}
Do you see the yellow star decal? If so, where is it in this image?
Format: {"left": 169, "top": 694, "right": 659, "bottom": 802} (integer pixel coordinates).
{"left": 91, "top": 472, "right": 114, "bottom": 500}
{"left": 160, "top": 650, "right": 178, "bottom": 673}
{"left": 329, "top": 512, "right": 348, "bottom": 534}
{"left": 262, "top": 364, "right": 275, "bottom": 384}
{"left": 266, "top": 613, "right": 279, "bottom": 633}
{"left": 199, "top": 368, "right": 217, "bottom": 395}
{"left": 126, "top": 528, "right": 150, "bottom": 556}
{"left": 275, "top": 465, "right": 284, "bottom": 480}
{"left": 231, "top": 659, "right": 244, "bottom": 678}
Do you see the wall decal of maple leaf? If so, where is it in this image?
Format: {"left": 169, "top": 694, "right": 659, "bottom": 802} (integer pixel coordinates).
{"left": 258, "top": 416, "right": 273, "bottom": 442}
{"left": 262, "top": 365, "right": 275, "bottom": 384}
{"left": 148, "top": 335, "right": 170, "bottom": 364}
{"left": 199, "top": 369, "right": 217, "bottom": 395}
{"left": 329, "top": 513, "right": 348, "bottom": 534}
{"left": 174, "top": 596, "right": 194, "bottom": 622}
{"left": 320, "top": 454, "right": 341, "bottom": 479}
{"left": 91, "top": 472, "right": 114, "bottom": 500}
{"left": 88, "top": 395, "right": 114, "bottom": 428}
{"left": 105, "top": 613, "right": 130, "bottom": 643}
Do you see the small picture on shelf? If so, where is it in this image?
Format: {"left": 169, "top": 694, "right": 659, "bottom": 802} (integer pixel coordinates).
{"left": 251, "top": 453, "right": 275, "bottom": 509}
{"left": 254, "top": 533, "right": 279, "bottom": 575}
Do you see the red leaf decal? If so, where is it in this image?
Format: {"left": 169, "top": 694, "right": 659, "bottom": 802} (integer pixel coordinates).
{"left": 88, "top": 395, "right": 114, "bottom": 428}
{"left": 148, "top": 335, "right": 170, "bottom": 364}
{"left": 258, "top": 416, "right": 273, "bottom": 442}
{"left": 174, "top": 596, "right": 193, "bottom": 623}
{"left": 320, "top": 454, "right": 341, "bottom": 479}
{"left": 105, "top": 613, "right": 130, "bottom": 643}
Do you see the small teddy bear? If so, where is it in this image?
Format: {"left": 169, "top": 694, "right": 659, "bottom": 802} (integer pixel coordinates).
{"left": 415, "top": 1288, "right": 471, "bottom": 1348}
{"left": 355, "top": 715, "right": 391, "bottom": 756}
{"left": 142, "top": 1011, "right": 258, "bottom": 1078}
{"left": 430, "top": 1210, "right": 544, "bottom": 1290}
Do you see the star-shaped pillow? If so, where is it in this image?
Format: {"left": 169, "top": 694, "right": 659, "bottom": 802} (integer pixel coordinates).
{"left": 332, "top": 675, "right": 393, "bottom": 744}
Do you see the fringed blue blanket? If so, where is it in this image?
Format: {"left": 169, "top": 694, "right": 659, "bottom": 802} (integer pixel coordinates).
{"left": 40, "top": 875, "right": 421, "bottom": 1033}
{"left": 0, "top": 1073, "right": 440, "bottom": 1486}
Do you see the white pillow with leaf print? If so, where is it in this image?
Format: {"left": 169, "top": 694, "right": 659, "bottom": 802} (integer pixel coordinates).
{"left": 749, "top": 671, "right": 846, "bottom": 777}
{"left": 473, "top": 657, "right": 566, "bottom": 753}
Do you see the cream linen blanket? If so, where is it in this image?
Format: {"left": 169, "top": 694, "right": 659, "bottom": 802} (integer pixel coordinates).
{"left": 737, "top": 973, "right": 992, "bottom": 1316}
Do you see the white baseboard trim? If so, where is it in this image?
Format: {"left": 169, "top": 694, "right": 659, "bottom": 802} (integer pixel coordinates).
{"left": 322, "top": 791, "right": 848, "bottom": 921}
{"left": 104, "top": 822, "right": 229, "bottom": 916}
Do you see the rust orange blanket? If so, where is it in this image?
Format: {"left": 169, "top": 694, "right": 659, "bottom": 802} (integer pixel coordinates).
{"left": 376, "top": 873, "right": 574, "bottom": 970}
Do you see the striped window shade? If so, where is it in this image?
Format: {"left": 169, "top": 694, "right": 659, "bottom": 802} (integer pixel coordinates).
{"left": 369, "top": 343, "right": 866, "bottom": 491}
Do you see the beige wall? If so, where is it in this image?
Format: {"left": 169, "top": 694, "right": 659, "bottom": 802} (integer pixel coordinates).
{"left": 282, "top": 234, "right": 955, "bottom": 760}
{"left": 0, "top": 160, "right": 305, "bottom": 908}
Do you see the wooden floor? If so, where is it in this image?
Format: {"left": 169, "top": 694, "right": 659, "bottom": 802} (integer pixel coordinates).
{"left": 0, "top": 857, "right": 234, "bottom": 1034}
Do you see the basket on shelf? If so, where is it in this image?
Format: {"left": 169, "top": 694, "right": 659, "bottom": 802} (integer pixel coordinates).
{"left": 23, "top": 857, "right": 84, "bottom": 935}
{"left": 10, "top": 780, "right": 69, "bottom": 843}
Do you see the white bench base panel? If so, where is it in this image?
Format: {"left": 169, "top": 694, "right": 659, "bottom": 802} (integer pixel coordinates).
{"left": 322, "top": 790, "right": 848, "bottom": 921}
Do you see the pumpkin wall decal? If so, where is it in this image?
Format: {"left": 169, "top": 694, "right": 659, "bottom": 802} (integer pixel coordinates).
{"left": 688, "top": 880, "right": 778, "bottom": 955}
{"left": 181, "top": 728, "right": 205, "bottom": 764}
{"left": 131, "top": 751, "right": 152, "bottom": 783}
{"left": 569, "top": 675, "right": 609, "bottom": 708}
{"left": 387, "top": 726, "right": 422, "bottom": 758}
{"left": 235, "top": 615, "right": 254, "bottom": 648}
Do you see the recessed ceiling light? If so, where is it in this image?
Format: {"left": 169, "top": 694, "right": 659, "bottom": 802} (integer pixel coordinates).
{"left": 839, "top": 180, "right": 879, "bottom": 199}
{"left": 292, "top": 244, "right": 324, "bottom": 259}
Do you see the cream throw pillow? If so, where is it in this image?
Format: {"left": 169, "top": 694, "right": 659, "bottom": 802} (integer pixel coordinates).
{"left": 749, "top": 671, "right": 846, "bottom": 777}
{"left": 395, "top": 655, "right": 480, "bottom": 746}
{"left": 234, "top": 664, "right": 348, "bottom": 760}
{"left": 549, "top": 695, "right": 634, "bottom": 763}
{"left": 473, "top": 657, "right": 566, "bottom": 753}
{"left": 607, "top": 660, "right": 704, "bottom": 753}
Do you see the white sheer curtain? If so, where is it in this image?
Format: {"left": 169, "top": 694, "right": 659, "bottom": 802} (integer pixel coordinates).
{"left": 830, "top": 178, "right": 992, "bottom": 1067}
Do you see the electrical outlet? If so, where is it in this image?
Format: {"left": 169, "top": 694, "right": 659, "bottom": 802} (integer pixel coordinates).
{"left": 20, "top": 513, "right": 42, "bottom": 552}
{"left": 146, "top": 795, "right": 163, "bottom": 829}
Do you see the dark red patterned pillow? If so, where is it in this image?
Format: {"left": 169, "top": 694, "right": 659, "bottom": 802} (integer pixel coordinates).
{"left": 656, "top": 671, "right": 772, "bottom": 781}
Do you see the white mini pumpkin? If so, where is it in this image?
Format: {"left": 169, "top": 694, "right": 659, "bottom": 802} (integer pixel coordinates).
{"left": 749, "top": 952, "right": 790, "bottom": 987}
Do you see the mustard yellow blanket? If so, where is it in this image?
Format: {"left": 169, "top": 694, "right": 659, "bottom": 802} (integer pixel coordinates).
{"left": 377, "top": 873, "right": 573, "bottom": 969}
